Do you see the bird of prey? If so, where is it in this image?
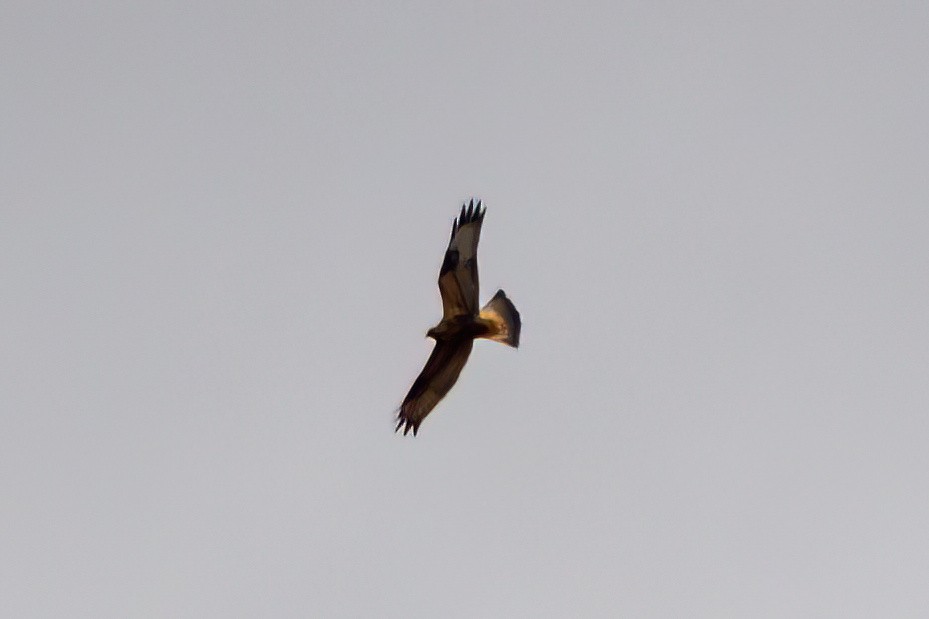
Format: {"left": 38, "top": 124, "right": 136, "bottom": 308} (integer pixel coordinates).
{"left": 396, "top": 200, "right": 521, "bottom": 436}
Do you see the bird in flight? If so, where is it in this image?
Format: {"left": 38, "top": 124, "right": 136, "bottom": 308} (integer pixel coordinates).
{"left": 396, "top": 200, "right": 521, "bottom": 436}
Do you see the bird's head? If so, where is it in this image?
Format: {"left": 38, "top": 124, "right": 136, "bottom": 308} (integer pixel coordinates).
{"left": 427, "top": 322, "right": 451, "bottom": 340}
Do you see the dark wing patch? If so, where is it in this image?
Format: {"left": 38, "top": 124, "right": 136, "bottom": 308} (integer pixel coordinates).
{"left": 440, "top": 249, "right": 459, "bottom": 277}
{"left": 438, "top": 199, "right": 485, "bottom": 318}
{"left": 396, "top": 338, "right": 474, "bottom": 436}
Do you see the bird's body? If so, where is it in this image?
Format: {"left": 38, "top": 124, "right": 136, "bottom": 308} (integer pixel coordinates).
{"left": 396, "top": 200, "right": 520, "bottom": 436}
{"left": 428, "top": 314, "right": 491, "bottom": 341}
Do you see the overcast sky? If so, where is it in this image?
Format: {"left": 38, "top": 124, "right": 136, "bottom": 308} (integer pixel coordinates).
{"left": 3, "top": 2, "right": 929, "bottom": 617}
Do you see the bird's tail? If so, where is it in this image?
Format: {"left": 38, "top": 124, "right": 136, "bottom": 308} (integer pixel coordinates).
{"left": 478, "top": 289, "right": 521, "bottom": 348}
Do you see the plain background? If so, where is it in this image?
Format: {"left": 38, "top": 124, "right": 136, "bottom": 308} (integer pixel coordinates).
{"left": 3, "top": 2, "right": 928, "bottom": 616}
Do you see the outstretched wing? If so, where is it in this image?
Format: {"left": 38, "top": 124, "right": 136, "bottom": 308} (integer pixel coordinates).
{"left": 438, "top": 200, "right": 485, "bottom": 318}
{"left": 397, "top": 338, "right": 474, "bottom": 436}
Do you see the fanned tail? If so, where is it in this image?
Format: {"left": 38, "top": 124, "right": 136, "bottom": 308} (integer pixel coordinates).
{"left": 478, "top": 289, "right": 521, "bottom": 348}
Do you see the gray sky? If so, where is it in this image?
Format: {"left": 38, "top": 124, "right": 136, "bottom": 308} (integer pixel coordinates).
{"left": 3, "top": 2, "right": 929, "bottom": 616}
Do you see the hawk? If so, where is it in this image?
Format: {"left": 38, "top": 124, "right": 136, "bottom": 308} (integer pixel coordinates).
{"left": 396, "top": 200, "right": 521, "bottom": 436}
